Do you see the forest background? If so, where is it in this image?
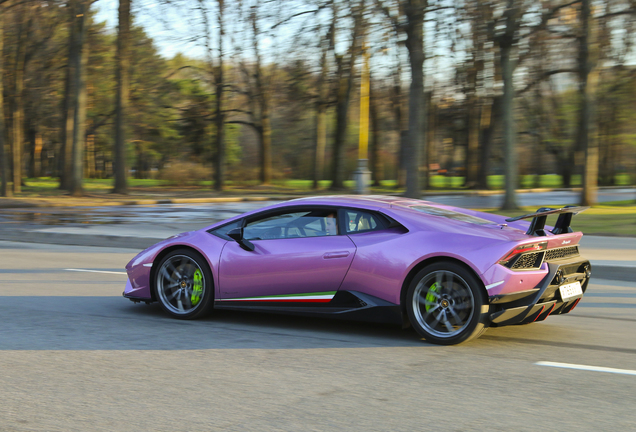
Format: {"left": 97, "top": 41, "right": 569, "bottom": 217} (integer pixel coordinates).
{"left": 0, "top": 0, "right": 635, "bottom": 210}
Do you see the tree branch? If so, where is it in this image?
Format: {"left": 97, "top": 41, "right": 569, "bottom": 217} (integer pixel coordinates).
{"left": 518, "top": 69, "right": 578, "bottom": 95}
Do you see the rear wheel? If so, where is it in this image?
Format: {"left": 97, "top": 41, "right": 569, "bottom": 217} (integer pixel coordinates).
{"left": 406, "top": 261, "right": 489, "bottom": 345}
{"left": 154, "top": 249, "right": 214, "bottom": 319}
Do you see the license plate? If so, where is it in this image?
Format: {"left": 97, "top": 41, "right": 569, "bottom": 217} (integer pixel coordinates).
{"left": 559, "top": 281, "right": 583, "bottom": 301}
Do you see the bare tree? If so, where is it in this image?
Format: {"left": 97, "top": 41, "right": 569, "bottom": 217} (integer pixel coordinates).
{"left": 329, "top": 0, "right": 364, "bottom": 190}
{"left": 59, "top": 1, "right": 76, "bottom": 190}
{"left": 496, "top": 0, "right": 520, "bottom": 210}
{"left": 376, "top": 0, "right": 430, "bottom": 198}
{"left": 69, "top": 0, "right": 89, "bottom": 196}
{"left": 214, "top": 0, "right": 225, "bottom": 191}
{"left": 369, "top": 74, "right": 382, "bottom": 186}
{"left": 197, "top": 0, "right": 226, "bottom": 190}
{"left": 10, "top": 3, "right": 29, "bottom": 194}
{"left": 0, "top": 6, "right": 9, "bottom": 197}
{"left": 313, "top": 30, "right": 330, "bottom": 189}
{"left": 113, "top": 0, "right": 131, "bottom": 194}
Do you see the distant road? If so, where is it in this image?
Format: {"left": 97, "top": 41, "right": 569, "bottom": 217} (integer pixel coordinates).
{"left": 426, "top": 187, "right": 636, "bottom": 209}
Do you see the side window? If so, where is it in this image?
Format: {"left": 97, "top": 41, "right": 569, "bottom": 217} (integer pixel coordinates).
{"left": 344, "top": 210, "right": 383, "bottom": 233}
{"left": 210, "top": 219, "right": 242, "bottom": 240}
{"left": 243, "top": 210, "right": 338, "bottom": 240}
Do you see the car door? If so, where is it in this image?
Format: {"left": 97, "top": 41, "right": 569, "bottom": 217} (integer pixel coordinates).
{"left": 217, "top": 208, "right": 356, "bottom": 303}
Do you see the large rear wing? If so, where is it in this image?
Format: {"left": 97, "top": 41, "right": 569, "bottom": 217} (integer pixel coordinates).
{"left": 505, "top": 206, "right": 589, "bottom": 236}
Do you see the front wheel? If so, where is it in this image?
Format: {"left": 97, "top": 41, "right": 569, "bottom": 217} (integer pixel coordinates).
{"left": 154, "top": 248, "right": 214, "bottom": 320}
{"left": 406, "top": 262, "right": 489, "bottom": 345}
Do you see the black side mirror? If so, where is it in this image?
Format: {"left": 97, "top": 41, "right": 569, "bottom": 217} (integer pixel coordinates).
{"left": 227, "top": 227, "right": 255, "bottom": 251}
{"left": 227, "top": 227, "right": 243, "bottom": 241}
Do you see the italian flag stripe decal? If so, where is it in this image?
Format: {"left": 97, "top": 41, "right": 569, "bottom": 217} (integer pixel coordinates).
{"left": 220, "top": 291, "right": 336, "bottom": 303}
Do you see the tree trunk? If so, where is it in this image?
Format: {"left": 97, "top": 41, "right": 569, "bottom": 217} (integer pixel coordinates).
{"left": 465, "top": 101, "right": 480, "bottom": 189}
{"left": 404, "top": 0, "right": 426, "bottom": 199}
{"left": 0, "top": 9, "right": 10, "bottom": 197}
{"left": 260, "top": 102, "right": 272, "bottom": 184}
{"left": 330, "top": 57, "right": 357, "bottom": 190}
{"left": 214, "top": 0, "right": 225, "bottom": 191}
{"left": 477, "top": 96, "right": 499, "bottom": 190}
{"left": 392, "top": 63, "right": 406, "bottom": 189}
{"left": 30, "top": 131, "right": 42, "bottom": 178}
{"left": 59, "top": 2, "right": 76, "bottom": 191}
{"left": 12, "top": 20, "right": 27, "bottom": 194}
{"left": 424, "top": 90, "right": 434, "bottom": 191}
{"left": 560, "top": 150, "right": 574, "bottom": 188}
{"left": 113, "top": 0, "right": 130, "bottom": 194}
{"left": 248, "top": 7, "right": 272, "bottom": 185}
{"left": 499, "top": 42, "right": 519, "bottom": 210}
{"left": 85, "top": 132, "right": 95, "bottom": 178}
{"left": 370, "top": 81, "right": 381, "bottom": 186}
{"left": 313, "top": 44, "right": 329, "bottom": 189}
{"left": 579, "top": 0, "right": 597, "bottom": 206}
{"left": 69, "top": 2, "right": 88, "bottom": 196}
{"left": 313, "top": 103, "right": 327, "bottom": 189}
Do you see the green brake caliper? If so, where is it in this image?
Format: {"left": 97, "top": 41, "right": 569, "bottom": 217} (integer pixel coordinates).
{"left": 191, "top": 269, "right": 203, "bottom": 305}
{"left": 425, "top": 282, "right": 439, "bottom": 312}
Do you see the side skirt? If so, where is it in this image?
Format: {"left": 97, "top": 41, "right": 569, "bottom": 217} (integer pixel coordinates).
{"left": 214, "top": 290, "right": 403, "bottom": 325}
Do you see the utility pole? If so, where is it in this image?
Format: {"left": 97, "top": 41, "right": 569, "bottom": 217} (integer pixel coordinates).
{"left": 354, "top": 45, "right": 371, "bottom": 194}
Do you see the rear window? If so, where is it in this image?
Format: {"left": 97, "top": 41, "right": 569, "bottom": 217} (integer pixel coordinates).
{"left": 409, "top": 205, "right": 494, "bottom": 226}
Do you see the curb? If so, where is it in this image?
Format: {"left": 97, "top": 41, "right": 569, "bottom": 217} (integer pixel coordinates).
{"left": 590, "top": 265, "right": 636, "bottom": 282}
{"left": 0, "top": 195, "right": 300, "bottom": 209}
{"left": 0, "top": 231, "right": 161, "bottom": 250}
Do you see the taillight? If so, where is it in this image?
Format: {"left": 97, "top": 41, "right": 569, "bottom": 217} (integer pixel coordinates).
{"left": 499, "top": 241, "right": 548, "bottom": 267}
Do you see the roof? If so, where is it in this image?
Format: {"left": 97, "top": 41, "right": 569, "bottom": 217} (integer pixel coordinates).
{"left": 290, "top": 195, "right": 426, "bottom": 209}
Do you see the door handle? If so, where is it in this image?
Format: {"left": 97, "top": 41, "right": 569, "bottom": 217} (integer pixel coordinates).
{"left": 323, "top": 251, "right": 350, "bottom": 259}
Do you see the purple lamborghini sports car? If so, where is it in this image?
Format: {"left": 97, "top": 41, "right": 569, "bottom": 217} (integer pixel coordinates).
{"left": 123, "top": 196, "right": 591, "bottom": 345}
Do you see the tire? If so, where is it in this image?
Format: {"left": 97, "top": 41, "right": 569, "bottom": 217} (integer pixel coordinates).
{"left": 406, "top": 261, "right": 489, "bottom": 345}
{"left": 154, "top": 248, "right": 214, "bottom": 320}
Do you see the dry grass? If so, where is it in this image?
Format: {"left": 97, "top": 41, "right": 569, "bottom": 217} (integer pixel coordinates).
{"left": 157, "top": 161, "right": 210, "bottom": 186}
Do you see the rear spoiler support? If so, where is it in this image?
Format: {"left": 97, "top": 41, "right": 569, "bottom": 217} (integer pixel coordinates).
{"left": 505, "top": 206, "right": 589, "bottom": 236}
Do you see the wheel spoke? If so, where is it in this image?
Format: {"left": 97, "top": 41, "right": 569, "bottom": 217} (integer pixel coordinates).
{"left": 177, "top": 262, "right": 193, "bottom": 280}
{"left": 414, "top": 279, "right": 426, "bottom": 293}
{"left": 429, "top": 310, "right": 443, "bottom": 328}
{"left": 444, "top": 272, "right": 454, "bottom": 294}
{"left": 442, "top": 314, "right": 454, "bottom": 332}
{"left": 167, "top": 262, "right": 183, "bottom": 279}
{"left": 453, "top": 300, "right": 472, "bottom": 311}
{"left": 160, "top": 266, "right": 178, "bottom": 284}
{"left": 448, "top": 307, "right": 463, "bottom": 325}
{"left": 424, "top": 289, "right": 440, "bottom": 300}
{"left": 166, "top": 289, "right": 181, "bottom": 301}
{"left": 181, "top": 262, "right": 196, "bottom": 277}
{"left": 419, "top": 296, "right": 438, "bottom": 308}
{"left": 177, "top": 298, "right": 184, "bottom": 312}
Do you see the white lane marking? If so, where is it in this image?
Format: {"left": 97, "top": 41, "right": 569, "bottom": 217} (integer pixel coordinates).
{"left": 536, "top": 361, "right": 636, "bottom": 376}
{"left": 485, "top": 281, "right": 504, "bottom": 290}
{"left": 65, "top": 268, "right": 127, "bottom": 275}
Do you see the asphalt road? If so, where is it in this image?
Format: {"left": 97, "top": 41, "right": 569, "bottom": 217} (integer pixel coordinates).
{"left": 1, "top": 241, "right": 635, "bottom": 431}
